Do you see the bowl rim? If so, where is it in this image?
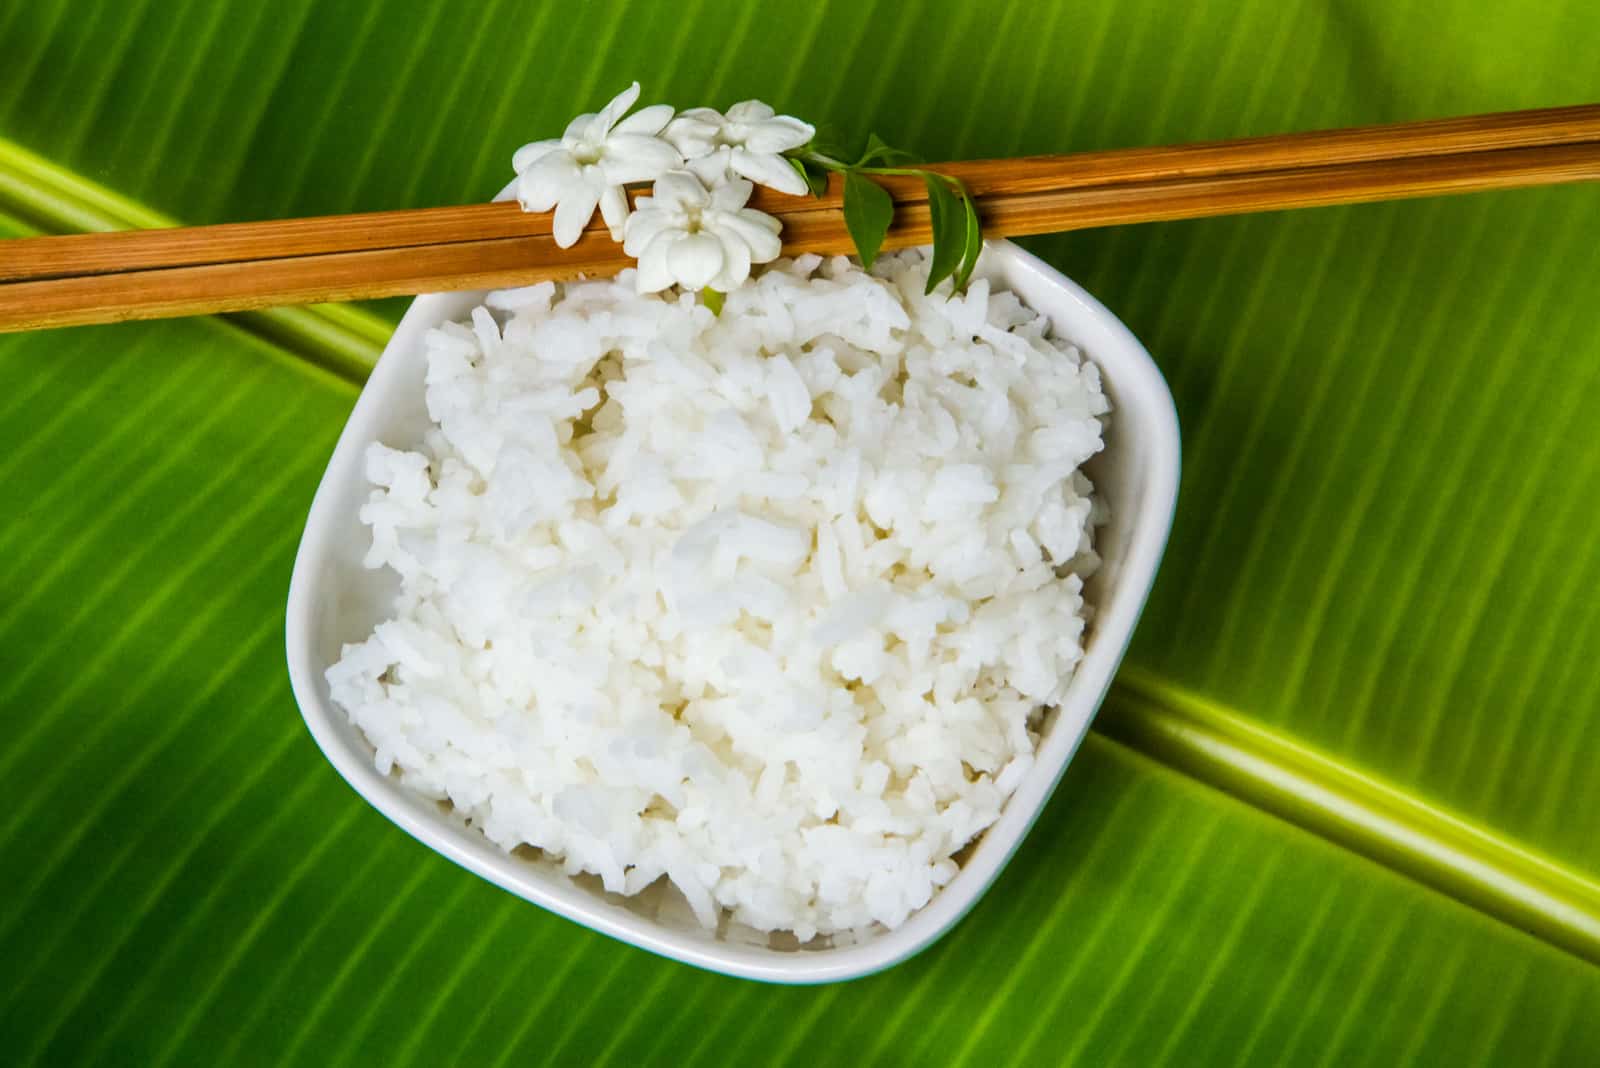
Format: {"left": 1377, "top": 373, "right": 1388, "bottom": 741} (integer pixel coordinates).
{"left": 285, "top": 237, "right": 1180, "bottom": 984}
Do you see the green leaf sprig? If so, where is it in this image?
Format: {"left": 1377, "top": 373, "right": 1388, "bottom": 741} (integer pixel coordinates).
{"left": 786, "top": 135, "right": 983, "bottom": 295}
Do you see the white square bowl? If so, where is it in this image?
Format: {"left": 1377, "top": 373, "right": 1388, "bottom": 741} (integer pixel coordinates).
{"left": 285, "top": 237, "right": 1180, "bottom": 983}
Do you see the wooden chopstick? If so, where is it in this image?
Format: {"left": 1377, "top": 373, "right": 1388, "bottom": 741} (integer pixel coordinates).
{"left": 5, "top": 103, "right": 1598, "bottom": 286}
{"left": 5, "top": 103, "right": 1599, "bottom": 285}
{"left": 1, "top": 105, "right": 1597, "bottom": 332}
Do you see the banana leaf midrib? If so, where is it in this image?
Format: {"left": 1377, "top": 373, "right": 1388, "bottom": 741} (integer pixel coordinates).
{"left": 0, "top": 135, "right": 388, "bottom": 383}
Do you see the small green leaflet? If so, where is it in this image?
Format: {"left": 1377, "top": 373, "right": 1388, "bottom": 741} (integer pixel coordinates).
{"left": 922, "top": 174, "right": 966, "bottom": 294}
{"left": 842, "top": 171, "right": 894, "bottom": 268}
{"left": 856, "top": 132, "right": 919, "bottom": 168}
{"left": 954, "top": 186, "right": 983, "bottom": 290}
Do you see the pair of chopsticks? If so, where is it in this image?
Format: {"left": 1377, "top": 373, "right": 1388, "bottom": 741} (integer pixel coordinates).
{"left": 1, "top": 104, "right": 1597, "bottom": 333}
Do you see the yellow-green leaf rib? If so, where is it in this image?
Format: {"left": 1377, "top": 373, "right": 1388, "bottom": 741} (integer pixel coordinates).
{"left": 1102, "top": 668, "right": 1600, "bottom": 964}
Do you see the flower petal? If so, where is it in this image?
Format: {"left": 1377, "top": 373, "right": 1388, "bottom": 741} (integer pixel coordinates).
{"left": 635, "top": 234, "right": 677, "bottom": 293}
{"left": 667, "top": 231, "right": 726, "bottom": 290}
{"left": 650, "top": 170, "right": 710, "bottom": 212}
{"left": 664, "top": 109, "right": 724, "bottom": 157}
{"left": 594, "top": 81, "right": 643, "bottom": 134}
{"left": 599, "top": 134, "right": 682, "bottom": 184}
{"left": 730, "top": 148, "right": 809, "bottom": 196}
{"left": 685, "top": 149, "right": 732, "bottom": 188}
{"left": 710, "top": 229, "right": 752, "bottom": 291}
{"left": 511, "top": 138, "right": 563, "bottom": 174}
{"left": 676, "top": 107, "right": 725, "bottom": 125}
{"left": 707, "top": 176, "right": 755, "bottom": 211}
{"left": 551, "top": 179, "right": 602, "bottom": 248}
{"left": 736, "top": 205, "right": 783, "bottom": 235}
{"left": 563, "top": 112, "right": 598, "bottom": 144}
{"left": 598, "top": 184, "right": 630, "bottom": 240}
{"left": 742, "top": 116, "right": 815, "bottom": 154}
{"left": 664, "top": 127, "right": 713, "bottom": 159}
{"left": 614, "top": 103, "right": 675, "bottom": 137}
{"left": 718, "top": 209, "right": 784, "bottom": 263}
{"left": 726, "top": 100, "right": 777, "bottom": 123}
{"left": 623, "top": 206, "right": 676, "bottom": 256}
{"left": 516, "top": 153, "right": 581, "bottom": 212}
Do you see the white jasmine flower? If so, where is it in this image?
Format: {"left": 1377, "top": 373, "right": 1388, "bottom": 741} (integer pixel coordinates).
{"left": 664, "top": 101, "right": 816, "bottom": 197}
{"left": 513, "top": 82, "right": 681, "bottom": 247}
{"left": 623, "top": 171, "right": 783, "bottom": 293}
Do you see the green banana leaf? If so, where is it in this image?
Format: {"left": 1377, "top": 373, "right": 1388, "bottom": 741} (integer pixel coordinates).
{"left": 4, "top": 1, "right": 1598, "bottom": 1063}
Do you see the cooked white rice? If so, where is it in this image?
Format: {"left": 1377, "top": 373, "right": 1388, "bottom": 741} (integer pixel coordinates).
{"left": 327, "top": 248, "right": 1109, "bottom": 939}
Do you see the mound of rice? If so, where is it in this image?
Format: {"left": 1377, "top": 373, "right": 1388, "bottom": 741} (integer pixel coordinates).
{"left": 327, "top": 248, "right": 1109, "bottom": 939}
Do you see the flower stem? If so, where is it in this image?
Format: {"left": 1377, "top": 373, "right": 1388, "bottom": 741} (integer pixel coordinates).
{"left": 701, "top": 288, "right": 725, "bottom": 316}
